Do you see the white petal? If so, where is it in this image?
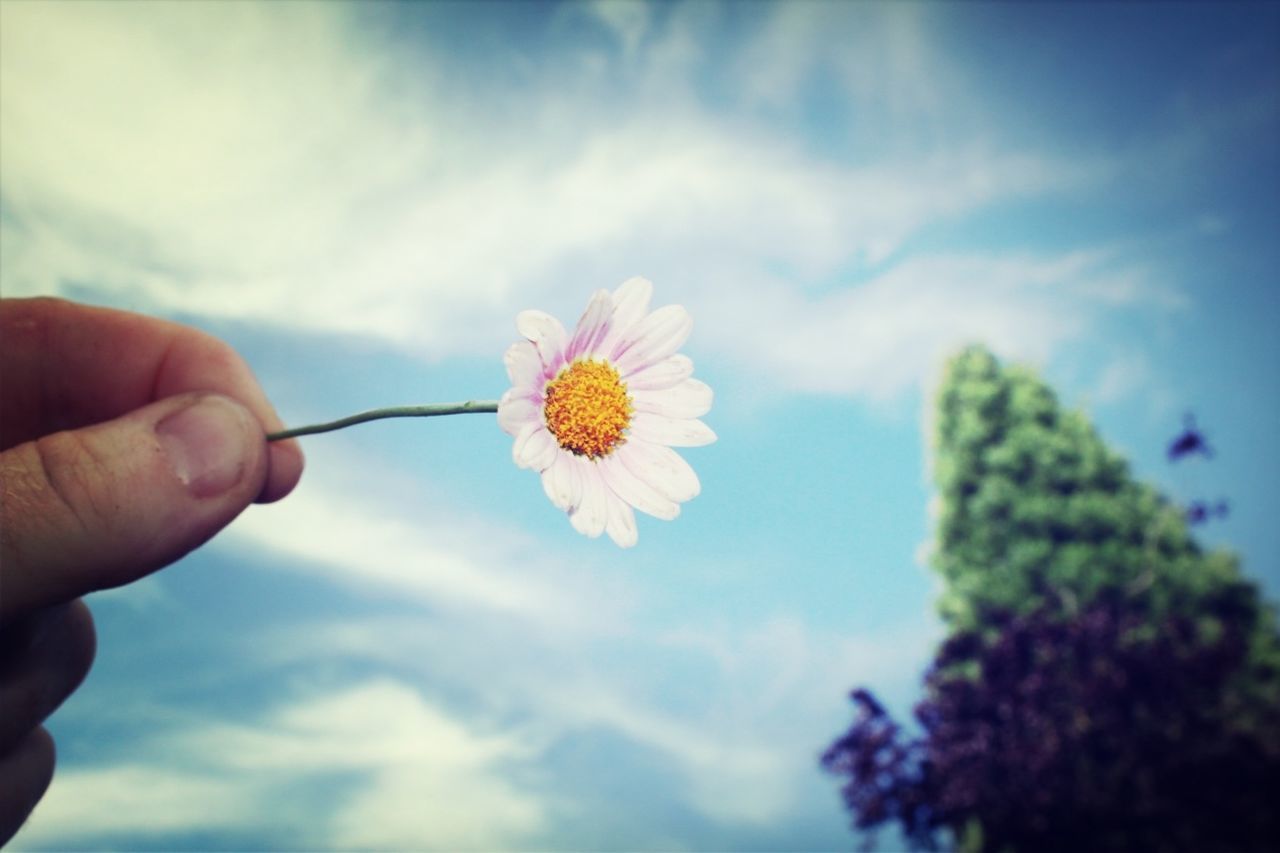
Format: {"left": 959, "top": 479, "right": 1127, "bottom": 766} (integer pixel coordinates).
{"left": 503, "top": 340, "right": 543, "bottom": 388}
{"left": 497, "top": 390, "right": 540, "bottom": 437}
{"left": 612, "top": 276, "right": 653, "bottom": 319}
{"left": 599, "top": 277, "right": 653, "bottom": 357}
{"left": 511, "top": 421, "right": 544, "bottom": 469}
{"left": 623, "top": 354, "right": 694, "bottom": 391}
{"left": 540, "top": 451, "right": 580, "bottom": 511}
{"left": 632, "top": 379, "right": 713, "bottom": 419}
{"left": 629, "top": 412, "right": 717, "bottom": 447}
{"left": 618, "top": 440, "right": 701, "bottom": 503}
{"left": 598, "top": 452, "right": 679, "bottom": 520}
{"left": 569, "top": 459, "right": 609, "bottom": 538}
{"left": 567, "top": 289, "right": 612, "bottom": 362}
{"left": 512, "top": 421, "right": 538, "bottom": 468}
{"left": 604, "top": 491, "right": 638, "bottom": 548}
{"left": 613, "top": 305, "right": 693, "bottom": 376}
{"left": 513, "top": 422, "right": 558, "bottom": 471}
{"left": 516, "top": 310, "right": 568, "bottom": 374}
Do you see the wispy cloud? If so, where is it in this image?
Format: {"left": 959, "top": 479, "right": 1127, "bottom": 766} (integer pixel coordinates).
{"left": 585, "top": 0, "right": 652, "bottom": 62}
{"left": 19, "top": 442, "right": 936, "bottom": 846}
{"left": 16, "top": 680, "right": 547, "bottom": 851}
{"left": 243, "top": 610, "right": 937, "bottom": 839}
{"left": 1093, "top": 352, "right": 1152, "bottom": 405}
{"left": 2, "top": 0, "right": 1143, "bottom": 408}
{"left": 694, "top": 250, "right": 1157, "bottom": 403}
{"left": 24, "top": 502, "right": 934, "bottom": 849}
{"left": 221, "top": 439, "right": 639, "bottom": 631}
{"left": 733, "top": 1, "right": 966, "bottom": 128}
{"left": 0, "top": 1, "right": 443, "bottom": 331}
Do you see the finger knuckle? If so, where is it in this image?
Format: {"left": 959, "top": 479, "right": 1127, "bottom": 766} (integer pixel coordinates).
{"left": 30, "top": 431, "right": 118, "bottom": 538}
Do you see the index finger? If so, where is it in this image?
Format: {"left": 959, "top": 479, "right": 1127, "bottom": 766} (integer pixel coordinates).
{"left": 0, "top": 297, "right": 303, "bottom": 503}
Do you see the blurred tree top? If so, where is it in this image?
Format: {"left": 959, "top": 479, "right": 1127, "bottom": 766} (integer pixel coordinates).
{"left": 933, "top": 346, "right": 1253, "bottom": 633}
{"left": 825, "top": 345, "right": 1280, "bottom": 853}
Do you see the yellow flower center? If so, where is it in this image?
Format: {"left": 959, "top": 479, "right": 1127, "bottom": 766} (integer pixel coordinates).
{"left": 543, "top": 358, "right": 632, "bottom": 458}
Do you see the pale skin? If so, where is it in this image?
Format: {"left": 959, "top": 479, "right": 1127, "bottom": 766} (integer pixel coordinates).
{"left": 0, "top": 297, "right": 305, "bottom": 843}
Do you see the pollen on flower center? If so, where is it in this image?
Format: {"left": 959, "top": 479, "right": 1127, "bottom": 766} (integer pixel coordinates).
{"left": 543, "top": 358, "right": 632, "bottom": 458}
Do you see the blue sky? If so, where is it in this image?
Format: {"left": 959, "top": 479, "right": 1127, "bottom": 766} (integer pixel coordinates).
{"left": 2, "top": 1, "right": 1277, "bottom": 849}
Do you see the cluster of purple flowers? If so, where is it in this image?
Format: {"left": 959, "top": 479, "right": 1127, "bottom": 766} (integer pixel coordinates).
{"left": 823, "top": 589, "right": 1280, "bottom": 851}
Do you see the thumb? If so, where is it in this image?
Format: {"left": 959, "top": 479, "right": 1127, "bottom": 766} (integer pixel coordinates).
{"left": 0, "top": 393, "right": 270, "bottom": 620}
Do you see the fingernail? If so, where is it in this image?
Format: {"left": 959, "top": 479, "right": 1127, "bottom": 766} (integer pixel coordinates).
{"left": 156, "top": 396, "right": 253, "bottom": 499}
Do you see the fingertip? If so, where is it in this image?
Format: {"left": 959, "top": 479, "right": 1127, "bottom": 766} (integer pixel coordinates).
{"left": 0, "top": 602, "right": 97, "bottom": 756}
{"left": 258, "top": 438, "right": 305, "bottom": 504}
{"left": 0, "top": 727, "right": 55, "bottom": 846}
{"left": 61, "top": 601, "right": 98, "bottom": 694}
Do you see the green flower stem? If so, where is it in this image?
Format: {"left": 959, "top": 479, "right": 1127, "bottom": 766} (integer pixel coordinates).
{"left": 266, "top": 400, "right": 500, "bottom": 441}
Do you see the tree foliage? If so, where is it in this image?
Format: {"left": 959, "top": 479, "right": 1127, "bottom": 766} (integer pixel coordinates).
{"left": 826, "top": 345, "right": 1280, "bottom": 852}
{"left": 824, "top": 592, "right": 1280, "bottom": 852}
{"left": 931, "top": 346, "right": 1241, "bottom": 631}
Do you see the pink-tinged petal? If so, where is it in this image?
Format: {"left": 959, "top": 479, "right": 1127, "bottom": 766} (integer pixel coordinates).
{"left": 504, "top": 340, "right": 543, "bottom": 388}
{"left": 613, "top": 305, "right": 693, "bottom": 376}
{"left": 629, "top": 412, "right": 717, "bottom": 447}
{"left": 599, "top": 452, "right": 680, "bottom": 521}
{"left": 517, "top": 309, "right": 568, "bottom": 374}
{"left": 498, "top": 390, "right": 541, "bottom": 437}
{"left": 567, "top": 289, "right": 612, "bottom": 362}
{"left": 604, "top": 491, "right": 638, "bottom": 548}
{"left": 513, "top": 423, "right": 558, "bottom": 471}
{"left": 599, "top": 277, "right": 653, "bottom": 357}
{"left": 632, "top": 378, "right": 713, "bottom": 419}
{"left": 511, "top": 421, "right": 538, "bottom": 468}
{"left": 619, "top": 440, "right": 701, "bottom": 503}
{"left": 612, "top": 276, "right": 653, "bottom": 319}
{"left": 623, "top": 354, "right": 693, "bottom": 390}
{"left": 541, "top": 451, "right": 580, "bottom": 511}
{"left": 569, "top": 459, "right": 609, "bottom": 538}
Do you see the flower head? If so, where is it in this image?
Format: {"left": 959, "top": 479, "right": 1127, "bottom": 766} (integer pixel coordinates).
{"left": 498, "top": 278, "right": 715, "bottom": 546}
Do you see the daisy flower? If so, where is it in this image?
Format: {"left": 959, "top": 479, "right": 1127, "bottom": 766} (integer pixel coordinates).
{"left": 497, "top": 278, "right": 715, "bottom": 547}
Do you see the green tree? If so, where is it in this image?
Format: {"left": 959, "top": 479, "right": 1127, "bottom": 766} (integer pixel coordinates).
{"left": 934, "top": 347, "right": 1249, "bottom": 623}
{"left": 932, "top": 345, "right": 1279, "bottom": 735}
{"left": 825, "top": 345, "right": 1280, "bottom": 851}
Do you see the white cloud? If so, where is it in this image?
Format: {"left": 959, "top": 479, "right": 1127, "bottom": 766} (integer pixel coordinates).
{"left": 733, "top": 1, "right": 979, "bottom": 143}
{"left": 616, "top": 615, "right": 940, "bottom": 825}
{"left": 208, "top": 451, "right": 934, "bottom": 834}
{"left": 220, "top": 438, "right": 638, "bottom": 633}
{"left": 12, "top": 423, "right": 938, "bottom": 845}
{"left": 2, "top": 0, "right": 1123, "bottom": 403}
{"left": 0, "top": 1, "right": 455, "bottom": 338}
{"left": 12, "top": 765, "right": 259, "bottom": 845}
{"left": 230, "top": 484, "right": 566, "bottom": 619}
{"left": 24, "top": 531, "right": 934, "bottom": 848}
{"left": 16, "top": 679, "right": 546, "bottom": 851}
{"left": 247, "top": 603, "right": 938, "bottom": 833}
{"left": 586, "top": 0, "right": 651, "bottom": 61}
{"left": 0, "top": 2, "right": 417, "bottom": 250}
{"left": 1094, "top": 352, "right": 1152, "bottom": 404}
{"left": 693, "top": 250, "right": 1147, "bottom": 404}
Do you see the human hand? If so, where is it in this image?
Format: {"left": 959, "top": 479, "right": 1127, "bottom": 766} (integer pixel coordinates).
{"left": 0, "top": 297, "right": 305, "bottom": 843}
